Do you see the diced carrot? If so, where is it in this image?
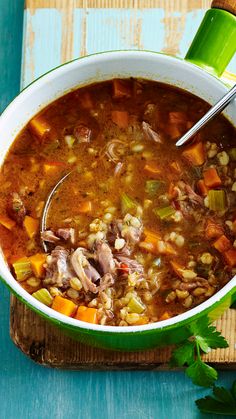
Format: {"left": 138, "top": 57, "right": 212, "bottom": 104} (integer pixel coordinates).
{"left": 159, "top": 311, "right": 171, "bottom": 321}
{"left": 166, "top": 124, "right": 182, "bottom": 140}
{"left": 203, "top": 168, "right": 222, "bottom": 188}
{"left": 144, "top": 228, "right": 161, "bottom": 242}
{"left": 112, "top": 79, "right": 132, "bottom": 99}
{"left": 139, "top": 229, "right": 176, "bottom": 256}
{"left": 78, "top": 201, "right": 92, "bottom": 214}
{"left": 223, "top": 249, "right": 236, "bottom": 267}
{"left": 29, "top": 253, "right": 47, "bottom": 278}
{"left": 144, "top": 161, "right": 161, "bottom": 176}
{"left": 0, "top": 215, "right": 16, "bottom": 230}
{"left": 182, "top": 141, "right": 205, "bottom": 166}
{"left": 139, "top": 229, "right": 160, "bottom": 254}
{"left": 29, "top": 115, "right": 51, "bottom": 141}
{"left": 43, "top": 161, "right": 65, "bottom": 174}
{"left": 23, "top": 216, "right": 39, "bottom": 239}
{"left": 169, "top": 161, "right": 181, "bottom": 174}
{"left": 52, "top": 295, "right": 77, "bottom": 317}
{"left": 205, "top": 219, "right": 224, "bottom": 240}
{"left": 75, "top": 306, "right": 98, "bottom": 324}
{"left": 79, "top": 91, "right": 94, "bottom": 109}
{"left": 169, "top": 111, "right": 187, "bottom": 124}
{"left": 213, "top": 235, "right": 231, "bottom": 253}
{"left": 111, "top": 110, "right": 129, "bottom": 128}
{"left": 197, "top": 179, "right": 208, "bottom": 197}
{"left": 170, "top": 261, "right": 184, "bottom": 278}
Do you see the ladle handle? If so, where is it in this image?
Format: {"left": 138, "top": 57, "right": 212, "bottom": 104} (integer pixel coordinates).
{"left": 176, "top": 84, "right": 236, "bottom": 147}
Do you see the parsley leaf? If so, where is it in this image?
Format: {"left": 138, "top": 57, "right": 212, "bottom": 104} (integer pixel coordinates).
{"left": 169, "top": 341, "right": 195, "bottom": 367}
{"left": 191, "top": 318, "right": 228, "bottom": 351}
{"left": 196, "top": 381, "right": 236, "bottom": 415}
{"left": 186, "top": 359, "right": 218, "bottom": 387}
{"left": 169, "top": 318, "right": 228, "bottom": 387}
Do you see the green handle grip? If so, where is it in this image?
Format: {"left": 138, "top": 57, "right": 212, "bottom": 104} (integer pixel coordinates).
{"left": 185, "top": 8, "right": 236, "bottom": 77}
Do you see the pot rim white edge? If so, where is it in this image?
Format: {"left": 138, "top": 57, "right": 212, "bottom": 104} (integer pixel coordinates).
{"left": 0, "top": 50, "right": 235, "bottom": 334}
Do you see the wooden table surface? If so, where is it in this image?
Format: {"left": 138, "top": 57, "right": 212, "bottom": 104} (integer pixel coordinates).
{"left": 0, "top": 1, "right": 236, "bottom": 418}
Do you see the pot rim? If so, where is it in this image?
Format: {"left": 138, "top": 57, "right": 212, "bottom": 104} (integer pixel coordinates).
{"left": 1, "top": 49, "right": 236, "bottom": 334}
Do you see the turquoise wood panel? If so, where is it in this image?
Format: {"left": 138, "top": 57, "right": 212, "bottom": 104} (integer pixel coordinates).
{"left": 0, "top": 2, "right": 236, "bottom": 419}
{"left": 21, "top": 10, "right": 62, "bottom": 89}
{"left": 22, "top": 7, "right": 236, "bottom": 88}
{"left": 0, "top": 0, "right": 24, "bottom": 112}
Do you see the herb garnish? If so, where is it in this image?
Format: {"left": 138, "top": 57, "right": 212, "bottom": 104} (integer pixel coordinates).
{"left": 196, "top": 381, "right": 236, "bottom": 415}
{"left": 170, "top": 318, "right": 228, "bottom": 387}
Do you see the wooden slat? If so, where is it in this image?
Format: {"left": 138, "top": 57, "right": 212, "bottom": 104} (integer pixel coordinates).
{"left": 26, "top": 0, "right": 211, "bottom": 10}
{"left": 10, "top": 297, "right": 236, "bottom": 369}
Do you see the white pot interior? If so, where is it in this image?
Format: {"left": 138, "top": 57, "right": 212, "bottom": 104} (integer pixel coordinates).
{"left": 0, "top": 51, "right": 235, "bottom": 333}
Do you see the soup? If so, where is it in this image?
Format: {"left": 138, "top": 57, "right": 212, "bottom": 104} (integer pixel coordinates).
{"left": 0, "top": 78, "right": 236, "bottom": 326}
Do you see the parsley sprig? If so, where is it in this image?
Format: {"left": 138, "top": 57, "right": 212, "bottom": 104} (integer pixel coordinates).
{"left": 196, "top": 381, "right": 236, "bottom": 415}
{"left": 169, "top": 317, "right": 228, "bottom": 387}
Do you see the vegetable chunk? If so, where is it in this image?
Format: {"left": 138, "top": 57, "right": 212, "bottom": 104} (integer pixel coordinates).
{"left": 29, "top": 115, "right": 51, "bottom": 140}
{"left": 52, "top": 295, "right": 77, "bottom": 317}
{"left": 203, "top": 168, "right": 222, "bottom": 188}
{"left": 111, "top": 110, "right": 129, "bottom": 128}
{"left": 112, "top": 79, "right": 132, "bottom": 99}
{"left": 29, "top": 253, "right": 47, "bottom": 278}
{"left": 75, "top": 306, "right": 98, "bottom": 324}
{"left": 0, "top": 215, "right": 16, "bottom": 230}
{"left": 182, "top": 141, "right": 205, "bottom": 166}
{"left": 23, "top": 216, "right": 39, "bottom": 239}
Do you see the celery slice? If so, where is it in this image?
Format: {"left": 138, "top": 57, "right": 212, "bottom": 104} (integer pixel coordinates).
{"left": 13, "top": 257, "right": 32, "bottom": 282}
{"left": 228, "top": 148, "right": 236, "bottom": 161}
{"left": 208, "top": 190, "right": 226, "bottom": 211}
{"left": 153, "top": 205, "right": 175, "bottom": 220}
{"left": 128, "top": 296, "right": 145, "bottom": 314}
{"left": 121, "top": 193, "right": 138, "bottom": 214}
{"left": 32, "top": 288, "right": 53, "bottom": 306}
{"left": 145, "top": 180, "right": 163, "bottom": 196}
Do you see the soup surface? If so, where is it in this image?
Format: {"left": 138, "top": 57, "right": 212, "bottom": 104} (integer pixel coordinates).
{"left": 0, "top": 78, "right": 236, "bottom": 326}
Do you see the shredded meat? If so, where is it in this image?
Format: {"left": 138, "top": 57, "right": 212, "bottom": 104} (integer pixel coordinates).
{"left": 185, "top": 184, "right": 203, "bottom": 206}
{"left": 44, "top": 246, "right": 74, "bottom": 287}
{"left": 98, "top": 273, "right": 115, "bottom": 292}
{"left": 179, "top": 278, "right": 210, "bottom": 291}
{"left": 57, "top": 228, "right": 75, "bottom": 243}
{"left": 70, "top": 247, "right": 99, "bottom": 293}
{"left": 115, "top": 255, "right": 144, "bottom": 275}
{"left": 107, "top": 220, "right": 123, "bottom": 246}
{"left": 41, "top": 230, "right": 60, "bottom": 243}
{"left": 95, "top": 241, "right": 116, "bottom": 275}
{"left": 177, "top": 181, "right": 203, "bottom": 206}
{"left": 74, "top": 124, "right": 91, "bottom": 143}
{"left": 7, "top": 192, "right": 26, "bottom": 225}
{"left": 142, "top": 121, "right": 162, "bottom": 143}
{"left": 121, "top": 225, "right": 143, "bottom": 247}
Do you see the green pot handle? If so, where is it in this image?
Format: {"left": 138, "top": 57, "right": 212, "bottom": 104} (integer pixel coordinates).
{"left": 185, "top": 0, "right": 236, "bottom": 76}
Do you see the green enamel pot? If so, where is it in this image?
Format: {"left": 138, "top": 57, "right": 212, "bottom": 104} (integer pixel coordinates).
{"left": 0, "top": 2, "right": 236, "bottom": 351}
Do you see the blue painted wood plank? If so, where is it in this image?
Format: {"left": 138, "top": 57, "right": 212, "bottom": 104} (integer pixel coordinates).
{"left": 0, "top": 0, "right": 24, "bottom": 112}
{"left": 22, "top": 7, "right": 236, "bottom": 88}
